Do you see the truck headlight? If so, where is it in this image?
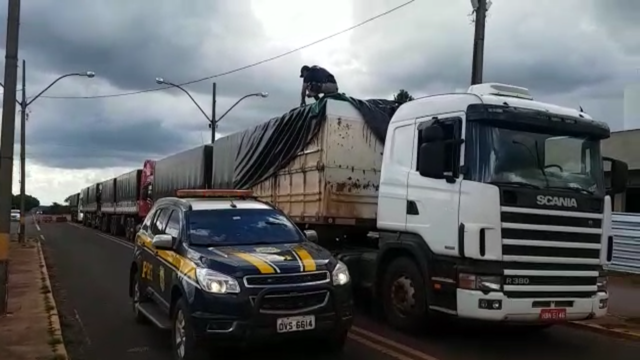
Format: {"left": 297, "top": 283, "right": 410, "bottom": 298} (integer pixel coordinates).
{"left": 195, "top": 268, "right": 240, "bottom": 294}
{"left": 597, "top": 276, "right": 608, "bottom": 292}
{"left": 332, "top": 261, "right": 350, "bottom": 286}
{"left": 459, "top": 273, "right": 502, "bottom": 291}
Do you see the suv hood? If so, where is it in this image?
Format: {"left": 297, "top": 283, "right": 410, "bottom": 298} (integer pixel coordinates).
{"left": 188, "top": 241, "right": 334, "bottom": 276}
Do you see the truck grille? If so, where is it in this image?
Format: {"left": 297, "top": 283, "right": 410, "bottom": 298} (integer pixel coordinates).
{"left": 251, "top": 290, "right": 329, "bottom": 314}
{"left": 243, "top": 271, "right": 330, "bottom": 288}
{"left": 500, "top": 206, "right": 602, "bottom": 298}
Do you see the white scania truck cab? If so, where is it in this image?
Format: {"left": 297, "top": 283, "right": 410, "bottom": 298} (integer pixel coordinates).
{"left": 361, "top": 83, "right": 628, "bottom": 329}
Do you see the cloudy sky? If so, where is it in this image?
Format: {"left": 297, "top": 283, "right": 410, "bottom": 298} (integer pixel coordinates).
{"left": 0, "top": 0, "right": 638, "bottom": 205}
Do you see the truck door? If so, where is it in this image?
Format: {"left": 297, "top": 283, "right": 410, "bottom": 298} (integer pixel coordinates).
{"left": 406, "top": 116, "right": 463, "bottom": 257}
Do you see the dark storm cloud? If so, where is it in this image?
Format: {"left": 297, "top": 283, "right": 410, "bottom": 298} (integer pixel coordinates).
{"left": 27, "top": 113, "right": 194, "bottom": 169}
{"left": 0, "top": 0, "right": 313, "bottom": 169}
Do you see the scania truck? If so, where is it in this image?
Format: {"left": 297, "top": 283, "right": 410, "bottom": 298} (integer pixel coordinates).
{"left": 241, "top": 83, "right": 628, "bottom": 330}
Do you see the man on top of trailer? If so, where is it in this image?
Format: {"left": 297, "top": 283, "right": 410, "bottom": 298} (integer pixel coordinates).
{"left": 300, "top": 65, "right": 339, "bottom": 106}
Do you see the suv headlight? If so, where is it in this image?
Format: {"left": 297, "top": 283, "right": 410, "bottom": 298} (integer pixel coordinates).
{"left": 332, "top": 261, "right": 350, "bottom": 286}
{"left": 195, "top": 268, "right": 240, "bottom": 294}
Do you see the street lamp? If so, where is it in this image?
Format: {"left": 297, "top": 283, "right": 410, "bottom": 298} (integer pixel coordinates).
{"left": 15, "top": 62, "right": 95, "bottom": 244}
{"left": 155, "top": 77, "right": 268, "bottom": 143}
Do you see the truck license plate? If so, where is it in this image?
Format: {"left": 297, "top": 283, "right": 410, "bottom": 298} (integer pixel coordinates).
{"left": 539, "top": 308, "right": 567, "bottom": 321}
{"left": 276, "top": 315, "right": 315, "bottom": 333}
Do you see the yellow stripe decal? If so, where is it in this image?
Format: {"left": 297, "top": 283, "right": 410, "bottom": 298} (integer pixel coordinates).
{"left": 137, "top": 234, "right": 197, "bottom": 280}
{"left": 293, "top": 247, "right": 316, "bottom": 272}
{"left": 233, "top": 253, "right": 276, "bottom": 274}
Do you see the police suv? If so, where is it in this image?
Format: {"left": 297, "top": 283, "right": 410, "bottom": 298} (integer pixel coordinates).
{"left": 128, "top": 189, "right": 353, "bottom": 360}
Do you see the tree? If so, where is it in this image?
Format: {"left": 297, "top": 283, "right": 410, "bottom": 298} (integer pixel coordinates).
{"left": 11, "top": 194, "right": 40, "bottom": 212}
{"left": 393, "top": 89, "right": 414, "bottom": 104}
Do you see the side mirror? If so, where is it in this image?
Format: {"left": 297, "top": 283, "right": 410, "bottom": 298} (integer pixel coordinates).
{"left": 418, "top": 142, "right": 445, "bottom": 179}
{"left": 304, "top": 230, "right": 319, "bottom": 243}
{"left": 421, "top": 125, "right": 444, "bottom": 143}
{"left": 151, "top": 234, "right": 174, "bottom": 250}
{"left": 605, "top": 157, "right": 628, "bottom": 195}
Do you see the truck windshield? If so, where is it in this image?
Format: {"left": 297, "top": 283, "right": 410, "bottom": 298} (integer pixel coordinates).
{"left": 465, "top": 123, "right": 605, "bottom": 195}
{"left": 187, "top": 208, "right": 304, "bottom": 246}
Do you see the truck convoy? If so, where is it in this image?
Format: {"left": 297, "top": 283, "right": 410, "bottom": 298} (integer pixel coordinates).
{"left": 66, "top": 83, "right": 628, "bottom": 330}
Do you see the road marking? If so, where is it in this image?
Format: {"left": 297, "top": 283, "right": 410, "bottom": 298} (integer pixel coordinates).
{"left": 33, "top": 215, "right": 41, "bottom": 231}
{"left": 65, "top": 223, "right": 441, "bottom": 360}
{"left": 40, "top": 234, "right": 45, "bottom": 241}
{"left": 67, "top": 223, "right": 134, "bottom": 249}
{"left": 74, "top": 309, "right": 92, "bottom": 345}
{"left": 348, "top": 333, "right": 416, "bottom": 360}
{"left": 352, "top": 326, "right": 441, "bottom": 360}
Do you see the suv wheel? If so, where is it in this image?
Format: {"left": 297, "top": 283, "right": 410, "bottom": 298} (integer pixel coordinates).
{"left": 131, "top": 274, "right": 148, "bottom": 324}
{"left": 172, "top": 298, "right": 208, "bottom": 360}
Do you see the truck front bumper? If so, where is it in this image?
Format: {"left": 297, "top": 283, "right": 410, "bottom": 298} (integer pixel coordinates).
{"left": 456, "top": 289, "right": 608, "bottom": 322}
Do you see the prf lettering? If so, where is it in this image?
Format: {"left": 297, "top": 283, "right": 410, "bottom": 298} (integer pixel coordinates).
{"left": 141, "top": 261, "right": 153, "bottom": 281}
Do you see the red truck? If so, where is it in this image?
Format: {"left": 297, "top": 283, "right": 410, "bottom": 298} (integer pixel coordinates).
{"left": 81, "top": 160, "right": 155, "bottom": 241}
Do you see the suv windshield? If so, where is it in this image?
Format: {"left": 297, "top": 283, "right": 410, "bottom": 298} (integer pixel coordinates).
{"left": 187, "top": 208, "right": 304, "bottom": 246}
{"left": 466, "top": 123, "right": 605, "bottom": 195}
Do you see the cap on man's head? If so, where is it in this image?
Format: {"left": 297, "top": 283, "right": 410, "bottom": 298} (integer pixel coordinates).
{"left": 300, "top": 65, "right": 311, "bottom": 78}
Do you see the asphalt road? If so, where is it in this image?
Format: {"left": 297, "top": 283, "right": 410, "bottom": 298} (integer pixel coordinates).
{"left": 36, "top": 221, "right": 640, "bottom": 360}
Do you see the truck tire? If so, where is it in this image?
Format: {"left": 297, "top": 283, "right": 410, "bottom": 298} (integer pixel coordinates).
{"left": 172, "top": 298, "right": 209, "bottom": 360}
{"left": 381, "top": 257, "right": 428, "bottom": 331}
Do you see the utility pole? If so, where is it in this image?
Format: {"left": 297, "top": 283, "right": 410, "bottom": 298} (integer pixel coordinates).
{"left": 19, "top": 59, "right": 26, "bottom": 243}
{"left": 0, "top": 0, "right": 22, "bottom": 315}
{"left": 211, "top": 82, "right": 217, "bottom": 144}
{"left": 470, "top": 0, "right": 488, "bottom": 85}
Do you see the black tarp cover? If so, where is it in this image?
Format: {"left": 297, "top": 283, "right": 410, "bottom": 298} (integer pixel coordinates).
{"left": 212, "top": 94, "right": 399, "bottom": 189}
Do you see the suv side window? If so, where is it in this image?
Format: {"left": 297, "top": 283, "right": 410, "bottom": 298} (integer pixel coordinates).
{"left": 151, "top": 208, "right": 171, "bottom": 235}
{"left": 165, "top": 210, "right": 181, "bottom": 239}
{"left": 141, "top": 208, "right": 158, "bottom": 232}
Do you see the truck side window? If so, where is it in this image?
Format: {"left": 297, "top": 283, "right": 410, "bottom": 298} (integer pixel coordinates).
{"left": 391, "top": 124, "right": 415, "bottom": 169}
{"left": 416, "top": 119, "right": 462, "bottom": 177}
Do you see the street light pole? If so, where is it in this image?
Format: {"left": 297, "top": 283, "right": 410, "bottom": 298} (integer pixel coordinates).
{"left": 211, "top": 82, "right": 217, "bottom": 143}
{"left": 470, "top": 0, "right": 488, "bottom": 85}
{"left": 19, "top": 59, "right": 26, "bottom": 244}
{"left": 156, "top": 78, "right": 267, "bottom": 145}
{"left": 0, "top": 0, "right": 21, "bottom": 315}
{"left": 15, "top": 67, "right": 95, "bottom": 244}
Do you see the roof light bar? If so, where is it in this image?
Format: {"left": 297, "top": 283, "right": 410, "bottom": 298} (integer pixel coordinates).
{"left": 176, "top": 189, "right": 255, "bottom": 199}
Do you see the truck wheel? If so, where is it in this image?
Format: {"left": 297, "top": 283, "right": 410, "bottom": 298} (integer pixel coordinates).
{"left": 131, "top": 273, "right": 149, "bottom": 324}
{"left": 382, "top": 257, "right": 428, "bottom": 331}
{"left": 172, "top": 298, "right": 208, "bottom": 360}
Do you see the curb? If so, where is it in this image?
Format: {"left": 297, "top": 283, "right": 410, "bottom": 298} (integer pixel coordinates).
{"left": 567, "top": 320, "right": 640, "bottom": 342}
{"left": 37, "top": 240, "right": 69, "bottom": 359}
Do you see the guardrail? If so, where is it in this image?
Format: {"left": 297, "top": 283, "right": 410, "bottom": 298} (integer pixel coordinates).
{"left": 608, "top": 212, "right": 640, "bottom": 274}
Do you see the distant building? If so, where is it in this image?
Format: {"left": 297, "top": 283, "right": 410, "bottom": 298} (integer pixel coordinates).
{"left": 624, "top": 83, "right": 640, "bottom": 131}
{"left": 602, "top": 129, "right": 640, "bottom": 212}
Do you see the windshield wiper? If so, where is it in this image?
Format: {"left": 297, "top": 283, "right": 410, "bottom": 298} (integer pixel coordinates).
{"left": 546, "top": 186, "right": 594, "bottom": 195}
{"left": 490, "top": 181, "right": 542, "bottom": 189}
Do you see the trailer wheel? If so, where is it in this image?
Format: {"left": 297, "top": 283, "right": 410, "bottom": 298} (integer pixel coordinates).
{"left": 381, "top": 257, "right": 428, "bottom": 331}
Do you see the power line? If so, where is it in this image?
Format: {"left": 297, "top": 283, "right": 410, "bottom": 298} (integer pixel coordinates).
{"left": 42, "top": 0, "right": 415, "bottom": 100}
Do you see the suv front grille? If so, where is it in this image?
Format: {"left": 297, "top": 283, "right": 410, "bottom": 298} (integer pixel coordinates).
{"left": 243, "top": 271, "right": 330, "bottom": 288}
{"left": 250, "top": 290, "right": 329, "bottom": 314}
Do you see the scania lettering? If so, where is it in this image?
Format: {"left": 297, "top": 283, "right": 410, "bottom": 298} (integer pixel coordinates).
{"left": 536, "top": 195, "right": 578, "bottom": 208}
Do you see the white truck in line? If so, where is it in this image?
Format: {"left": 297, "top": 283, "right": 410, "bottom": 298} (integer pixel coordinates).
{"left": 251, "top": 82, "right": 628, "bottom": 330}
